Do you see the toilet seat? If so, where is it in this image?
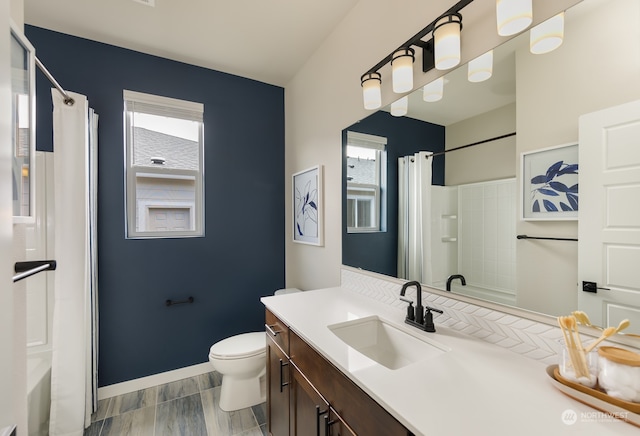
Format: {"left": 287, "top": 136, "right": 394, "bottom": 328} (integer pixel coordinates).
{"left": 209, "top": 332, "right": 265, "bottom": 360}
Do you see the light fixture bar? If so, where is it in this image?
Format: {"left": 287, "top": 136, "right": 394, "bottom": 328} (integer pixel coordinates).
{"left": 361, "top": 0, "right": 475, "bottom": 78}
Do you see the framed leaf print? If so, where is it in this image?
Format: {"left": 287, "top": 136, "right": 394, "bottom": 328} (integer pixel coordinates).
{"left": 521, "top": 143, "right": 578, "bottom": 220}
{"left": 293, "top": 165, "right": 323, "bottom": 246}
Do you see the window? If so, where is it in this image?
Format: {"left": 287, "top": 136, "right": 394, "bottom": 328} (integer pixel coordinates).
{"left": 346, "top": 131, "right": 386, "bottom": 233}
{"left": 124, "top": 90, "right": 204, "bottom": 238}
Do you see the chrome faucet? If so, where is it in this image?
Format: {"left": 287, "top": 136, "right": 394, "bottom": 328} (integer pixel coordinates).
{"left": 399, "top": 281, "right": 443, "bottom": 332}
{"left": 446, "top": 274, "right": 466, "bottom": 292}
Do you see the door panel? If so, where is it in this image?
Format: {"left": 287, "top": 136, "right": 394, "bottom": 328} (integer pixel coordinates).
{"left": 1, "top": 1, "right": 20, "bottom": 431}
{"left": 578, "top": 100, "right": 640, "bottom": 332}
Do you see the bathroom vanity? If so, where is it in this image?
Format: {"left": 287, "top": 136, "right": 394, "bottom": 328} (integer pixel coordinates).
{"left": 262, "top": 285, "right": 639, "bottom": 435}
{"left": 265, "top": 308, "right": 408, "bottom": 435}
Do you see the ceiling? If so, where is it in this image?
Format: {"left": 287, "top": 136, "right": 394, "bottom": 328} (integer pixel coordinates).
{"left": 24, "top": 0, "right": 360, "bottom": 87}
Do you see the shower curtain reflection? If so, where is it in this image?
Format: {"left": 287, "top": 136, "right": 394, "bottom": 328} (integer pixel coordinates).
{"left": 397, "top": 151, "right": 434, "bottom": 284}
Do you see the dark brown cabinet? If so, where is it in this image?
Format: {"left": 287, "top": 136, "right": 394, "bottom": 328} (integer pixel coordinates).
{"left": 290, "top": 362, "right": 332, "bottom": 436}
{"left": 265, "top": 309, "right": 410, "bottom": 436}
{"left": 266, "top": 310, "right": 291, "bottom": 436}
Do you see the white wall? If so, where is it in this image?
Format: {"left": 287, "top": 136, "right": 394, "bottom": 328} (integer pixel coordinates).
{"left": 515, "top": 0, "right": 640, "bottom": 315}
{"left": 3, "top": 0, "right": 28, "bottom": 433}
{"left": 445, "top": 102, "right": 516, "bottom": 186}
{"left": 285, "top": 0, "right": 579, "bottom": 290}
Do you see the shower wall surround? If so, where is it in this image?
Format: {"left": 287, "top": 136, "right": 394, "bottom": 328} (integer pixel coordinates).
{"left": 455, "top": 178, "right": 517, "bottom": 304}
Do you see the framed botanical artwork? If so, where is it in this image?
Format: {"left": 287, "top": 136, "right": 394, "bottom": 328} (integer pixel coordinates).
{"left": 521, "top": 143, "right": 578, "bottom": 221}
{"left": 292, "top": 165, "right": 323, "bottom": 246}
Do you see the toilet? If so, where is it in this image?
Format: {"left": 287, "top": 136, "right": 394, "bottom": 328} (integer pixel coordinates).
{"left": 208, "top": 288, "right": 300, "bottom": 411}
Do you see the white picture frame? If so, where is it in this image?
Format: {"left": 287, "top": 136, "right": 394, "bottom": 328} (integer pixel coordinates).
{"left": 521, "top": 143, "right": 579, "bottom": 221}
{"left": 292, "top": 165, "right": 323, "bottom": 246}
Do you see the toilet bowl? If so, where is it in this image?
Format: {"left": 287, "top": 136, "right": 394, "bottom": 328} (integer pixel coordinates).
{"left": 208, "top": 287, "right": 300, "bottom": 411}
{"left": 208, "top": 332, "right": 266, "bottom": 411}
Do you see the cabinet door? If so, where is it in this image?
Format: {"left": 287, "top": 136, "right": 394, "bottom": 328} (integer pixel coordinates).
{"left": 290, "top": 331, "right": 409, "bottom": 436}
{"left": 290, "top": 362, "right": 330, "bottom": 436}
{"left": 267, "top": 335, "right": 290, "bottom": 436}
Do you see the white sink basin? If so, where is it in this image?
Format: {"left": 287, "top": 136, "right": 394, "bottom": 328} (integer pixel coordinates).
{"left": 328, "top": 315, "right": 449, "bottom": 370}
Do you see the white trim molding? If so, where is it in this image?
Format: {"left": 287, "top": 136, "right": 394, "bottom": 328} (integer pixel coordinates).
{"left": 97, "top": 362, "right": 211, "bottom": 400}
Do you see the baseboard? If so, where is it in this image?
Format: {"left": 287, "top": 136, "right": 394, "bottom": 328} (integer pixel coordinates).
{"left": 97, "top": 362, "right": 212, "bottom": 400}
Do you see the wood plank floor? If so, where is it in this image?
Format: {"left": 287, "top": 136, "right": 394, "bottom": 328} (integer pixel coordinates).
{"left": 85, "top": 371, "right": 266, "bottom": 436}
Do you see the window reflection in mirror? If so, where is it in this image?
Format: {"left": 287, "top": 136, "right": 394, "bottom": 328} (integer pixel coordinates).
{"left": 346, "top": 132, "right": 387, "bottom": 233}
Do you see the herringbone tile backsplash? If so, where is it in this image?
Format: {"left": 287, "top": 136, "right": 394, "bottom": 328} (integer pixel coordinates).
{"left": 341, "top": 268, "right": 569, "bottom": 366}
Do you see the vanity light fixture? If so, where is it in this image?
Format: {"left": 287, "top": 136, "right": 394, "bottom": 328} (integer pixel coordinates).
{"left": 423, "top": 77, "right": 444, "bottom": 102}
{"left": 468, "top": 50, "right": 493, "bottom": 82}
{"left": 359, "top": 0, "right": 474, "bottom": 110}
{"left": 433, "top": 14, "right": 462, "bottom": 70}
{"left": 496, "top": 0, "right": 532, "bottom": 36}
{"left": 530, "top": 12, "right": 564, "bottom": 54}
{"left": 361, "top": 72, "right": 382, "bottom": 110}
{"left": 390, "top": 96, "right": 409, "bottom": 116}
{"left": 392, "top": 48, "right": 415, "bottom": 93}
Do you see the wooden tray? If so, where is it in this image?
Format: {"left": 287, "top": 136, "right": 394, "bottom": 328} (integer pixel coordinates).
{"left": 546, "top": 365, "right": 640, "bottom": 427}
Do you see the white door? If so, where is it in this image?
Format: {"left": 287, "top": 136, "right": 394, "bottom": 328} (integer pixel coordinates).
{"left": 578, "top": 100, "right": 640, "bottom": 334}
{"left": 1, "top": 0, "right": 19, "bottom": 432}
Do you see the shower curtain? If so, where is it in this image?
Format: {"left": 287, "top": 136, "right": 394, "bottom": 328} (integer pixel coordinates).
{"left": 49, "top": 90, "right": 99, "bottom": 435}
{"left": 397, "top": 151, "right": 433, "bottom": 284}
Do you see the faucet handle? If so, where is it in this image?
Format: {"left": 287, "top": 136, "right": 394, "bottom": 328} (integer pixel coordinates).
{"left": 399, "top": 296, "right": 415, "bottom": 321}
{"left": 423, "top": 306, "right": 443, "bottom": 333}
{"left": 424, "top": 305, "right": 443, "bottom": 314}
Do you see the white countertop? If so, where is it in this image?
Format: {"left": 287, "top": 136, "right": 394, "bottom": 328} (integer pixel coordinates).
{"left": 262, "top": 287, "right": 638, "bottom": 436}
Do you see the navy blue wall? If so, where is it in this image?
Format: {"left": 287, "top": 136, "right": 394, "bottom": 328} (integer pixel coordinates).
{"left": 342, "top": 111, "right": 445, "bottom": 277}
{"left": 26, "top": 26, "right": 285, "bottom": 386}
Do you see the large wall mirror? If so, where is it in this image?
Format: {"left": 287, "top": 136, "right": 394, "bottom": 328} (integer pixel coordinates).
{"left": 343, "top": 0, "right": 640, "bottom": 333}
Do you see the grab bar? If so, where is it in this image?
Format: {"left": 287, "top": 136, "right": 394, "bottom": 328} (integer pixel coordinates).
{"left": 13, "top": 260, "right": 57, "bottom": 283}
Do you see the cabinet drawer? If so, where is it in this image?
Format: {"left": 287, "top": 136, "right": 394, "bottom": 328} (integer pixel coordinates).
{"left": 265, "top": 309, "right": 290, "bottom": 355}
{"left": 290, "top": 331, "right": 410, "bottom": 436}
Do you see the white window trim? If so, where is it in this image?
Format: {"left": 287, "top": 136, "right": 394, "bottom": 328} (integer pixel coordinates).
{"left": 347, "top": 131, "right": 387, "bottom": 150}
{"left": 347, "top": 182, "right": 380, "bottom": 233}
{"left": 124, "top": 90, "right": 205, "bottom": 239}
{"left": 346, "top": 130, "right": 387, "bottom": 234}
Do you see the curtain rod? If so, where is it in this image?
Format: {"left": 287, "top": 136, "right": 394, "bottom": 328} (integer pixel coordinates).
{"left": 35, "top": 56, "right": 75, "bottom": 106}
{"left": 427, "top": 132, "right": 516, "bottom": 158}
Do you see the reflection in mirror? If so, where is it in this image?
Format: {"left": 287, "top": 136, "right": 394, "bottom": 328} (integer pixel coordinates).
{"left": 342, "top": 0, "right": 640, "bottom": 333}
{"left": 11, "top": 25, "right": 36, "bottom": 222}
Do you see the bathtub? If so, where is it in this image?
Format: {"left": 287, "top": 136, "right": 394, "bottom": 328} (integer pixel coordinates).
{"left": 27, "top": 353, "right": 51, "bottom": 436}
